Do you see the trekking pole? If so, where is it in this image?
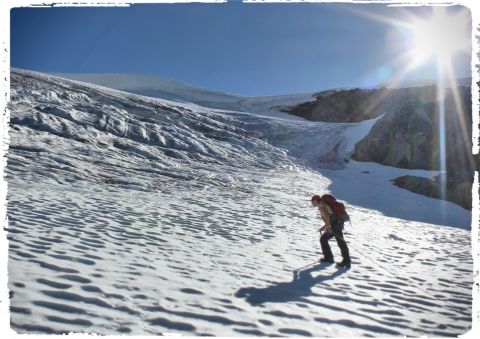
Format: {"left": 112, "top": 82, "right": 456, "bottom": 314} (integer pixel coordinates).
{"left": 293, "top": 259, "right": 319, "bottom": 272}
{"left": 294, "top": 226, "right": 324, "bottom": 273}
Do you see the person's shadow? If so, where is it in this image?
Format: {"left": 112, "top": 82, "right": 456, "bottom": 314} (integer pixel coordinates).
{"left": 234, "top": 263, "right": 347, "bottom": 306}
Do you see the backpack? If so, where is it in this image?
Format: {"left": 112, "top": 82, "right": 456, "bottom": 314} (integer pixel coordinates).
{"left": 321, "top": 194, "right": 350, "bottom": 222}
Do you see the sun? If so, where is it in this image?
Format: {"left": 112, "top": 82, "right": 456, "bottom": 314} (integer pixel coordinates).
{"left": 408, "top": 7, "right": 470, "bottom": 67}
{"left": 350, "top": 5, "right": 473, "bottom": 202}
{"left": 352, "top": 6, "right": 471, "bottom": 76}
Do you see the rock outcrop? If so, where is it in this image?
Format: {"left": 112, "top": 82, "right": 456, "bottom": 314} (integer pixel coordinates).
{"left": 352, "top": 86, "right": 475, "bottom": 210}
{"left": 284, "top": 86, "right": 437, "bottom": 123}
{"left": 392, "top": 171, "right": 475, "bottom": 211}
{"left": 286, "top": 83, "right": 475, "bottom": 210}
{"left": 352, "top": 86, "right": 473, "bottom": 171}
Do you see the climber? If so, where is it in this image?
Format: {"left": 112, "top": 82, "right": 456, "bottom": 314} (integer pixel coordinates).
{"left": 311, "top": 194, "right": 351, "bottom": 268}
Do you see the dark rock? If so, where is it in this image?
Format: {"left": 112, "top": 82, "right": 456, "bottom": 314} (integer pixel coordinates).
{"left": 354, "top": 85, "right": 475, "bottom": 209}
{"left": 284, "top": 86, "right": 437, "bottom": 123}
{"left": 352, "top": 86, "right": 473, "bottom": 173}
{"left": 392, "top": 174, "right": 473, "bottom": 210}
{"left": 289, "top": 82, "right": 475, "bottom": 210}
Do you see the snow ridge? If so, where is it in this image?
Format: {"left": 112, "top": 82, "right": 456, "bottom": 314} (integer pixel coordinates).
{"left": 51, "top": 71, "right": 317, "bottom": 116}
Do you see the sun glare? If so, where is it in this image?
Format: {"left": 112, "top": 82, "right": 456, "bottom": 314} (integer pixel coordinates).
{"left": 352, "top": 5, "right": 472, "bottom": 203}
{"left": 353, "top": 6, "right": 471, "bottom": 75}
{"left": 409, "top": 7, "right": 470, "bottom": 68}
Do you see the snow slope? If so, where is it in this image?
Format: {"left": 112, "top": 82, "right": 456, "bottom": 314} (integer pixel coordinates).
{"left": 51, "top": 71, "right": 316, "bottom": 119}
{"left": 6, "top": 69, "right": 473, "bottom": 336}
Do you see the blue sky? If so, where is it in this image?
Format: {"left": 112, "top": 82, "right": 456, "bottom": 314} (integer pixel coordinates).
{"left": 11, "top": 2, "right": 472, "bottom": 96}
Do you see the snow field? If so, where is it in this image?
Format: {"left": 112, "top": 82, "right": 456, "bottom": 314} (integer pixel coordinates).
{"left": 7, "top": 170, "right": 472, "bottom": 336}
{"left": 6, "top": 69, "right": 474, "bottom": 336}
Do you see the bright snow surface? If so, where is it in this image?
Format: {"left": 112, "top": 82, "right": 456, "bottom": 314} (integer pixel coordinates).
{"left": 7, "top": 69, "right": 473, "bottom": 336}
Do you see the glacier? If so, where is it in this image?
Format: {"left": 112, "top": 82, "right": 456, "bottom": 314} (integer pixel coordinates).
{"left": 5, "top": 69, "right": 473, "bottom": 336}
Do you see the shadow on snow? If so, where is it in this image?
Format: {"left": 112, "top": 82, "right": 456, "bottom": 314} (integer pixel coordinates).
{"left": 234, "top": 264, "right": 347, "bottom": 306}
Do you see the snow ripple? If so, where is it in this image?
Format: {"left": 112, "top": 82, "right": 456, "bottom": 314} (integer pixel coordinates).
{"left": 8, "top": 175, "right": 472, "bottom": 336}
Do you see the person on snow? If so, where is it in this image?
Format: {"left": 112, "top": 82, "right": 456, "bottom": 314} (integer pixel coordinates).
{"left": 311, "top": 194, "right": 351, "bottom": 268}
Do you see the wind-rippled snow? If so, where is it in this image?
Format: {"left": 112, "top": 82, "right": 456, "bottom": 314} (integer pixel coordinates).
{"left": 6, "top": 69, "right": 473, "bottom": 336}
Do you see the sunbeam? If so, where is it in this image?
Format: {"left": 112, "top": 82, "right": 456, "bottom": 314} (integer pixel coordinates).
{"left": 409, "top": 7, "right": 470, "bottom": 69}
{"left": 354, "top": 6, "right": 471, "bottom": 203}
{"left": 444, "top": 58, "right": 474, "bottom": 171}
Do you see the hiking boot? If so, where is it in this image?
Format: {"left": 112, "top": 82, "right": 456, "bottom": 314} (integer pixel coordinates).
{"left": 336, "top": 259, "right": 351, "bottom": 268}
{"left": 320, "top": 257, "right": 334, "bottom": 264}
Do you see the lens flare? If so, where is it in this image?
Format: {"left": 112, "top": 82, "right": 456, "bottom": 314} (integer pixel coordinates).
{"left": 350, "top": 6, "right": 472, "bottom": 211}
{"left": 409, "top": 7, "right": 470, "bottom": 70}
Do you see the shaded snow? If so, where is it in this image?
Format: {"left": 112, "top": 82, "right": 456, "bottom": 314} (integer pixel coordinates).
{"left": 320, "top": 161, "right": 470, "bottom": 228}
{"left": 6, "top": 69, "right": 473, "bottom": 336}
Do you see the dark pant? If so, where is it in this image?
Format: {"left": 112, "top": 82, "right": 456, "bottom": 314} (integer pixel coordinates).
{"left": 320, "top": 227, "right": 350, "bottom": 262}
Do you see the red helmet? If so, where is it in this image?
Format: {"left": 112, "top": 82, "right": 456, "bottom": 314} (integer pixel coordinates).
{"left": 311, "top": 195, "right": 321, "bottom": 202}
